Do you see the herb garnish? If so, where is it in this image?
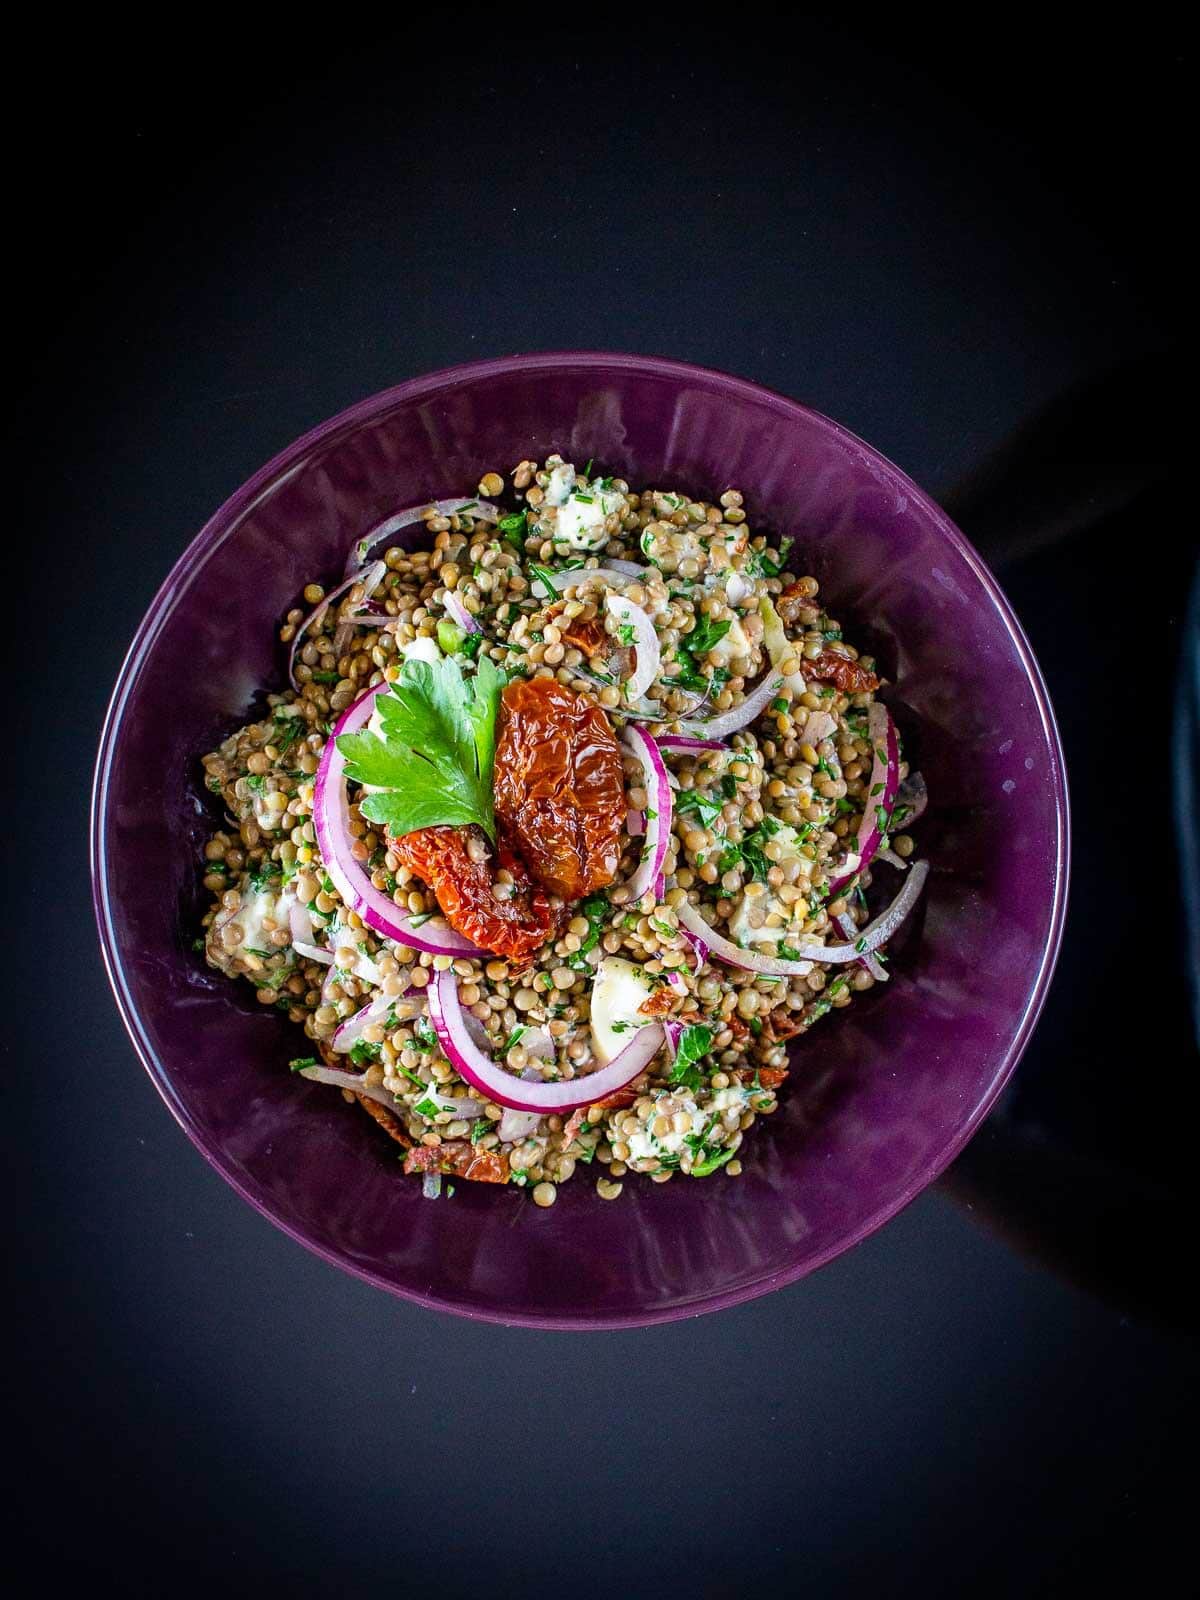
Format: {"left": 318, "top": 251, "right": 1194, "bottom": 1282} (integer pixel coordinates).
{"left": 336, "top": 655, "right": 506, "bottom": 841}
{"left": 668, "top": 1023, "right": 714, "bottom": 1092}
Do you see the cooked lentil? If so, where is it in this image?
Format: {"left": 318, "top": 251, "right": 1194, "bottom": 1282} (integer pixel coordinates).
{"left": 199, "top": 456, "right": 925, "bottom": 1198}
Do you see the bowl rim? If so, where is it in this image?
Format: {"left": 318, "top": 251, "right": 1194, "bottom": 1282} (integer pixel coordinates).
{"left": 90, "top": 349, "right": 1071, "bottom": 1330}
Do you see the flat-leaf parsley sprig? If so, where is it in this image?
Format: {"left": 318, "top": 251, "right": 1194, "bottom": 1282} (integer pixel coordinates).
{"left": 335, "top": 654, "right": 507, "bottom": 841}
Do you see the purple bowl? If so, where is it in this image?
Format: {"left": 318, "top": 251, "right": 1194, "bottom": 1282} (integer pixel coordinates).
{"left": 91, "top": 352, "right": 1069, "bottom": 1329}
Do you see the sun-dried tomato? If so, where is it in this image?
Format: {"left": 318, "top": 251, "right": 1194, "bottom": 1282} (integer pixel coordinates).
{"left": 493, "top": 678, "right": 625, "bottom": 902}
{"left": 762, "top": 1011, "right": 804, "bottom": 1044}
{"left": 803, "top": 648, "right": 880, "bottom": 694}
{"left": 389, "top": 824, "right": 558, "bottom": 964}
{"left": 589, "top": 1084, "right": 639, "bottom": 1112}
{"left": 637, "top": 989, "right": 675, "bottom": 1017}
{"left": 734, "top": 1064, "right": 789, "bottom": 1090}
{"left": 553, "top": 610, "right": 607, "bottom": 658}
{"left": 404, "top": 1142, "right": 510, "bottom": 1183}
{"left": 775, "top": 581, "right": 821, "bottom": 628}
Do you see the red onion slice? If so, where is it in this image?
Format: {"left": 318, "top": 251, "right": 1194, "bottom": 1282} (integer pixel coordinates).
{"left": 530, "top": 565, "right": 638, "bottom": 600}
{"left": 312, "top": 682, "right": 490, "bottom": 954}
{"left": 623, "top": 726, "right": 673, "bottom": 901}
{"left": 288, "top": 900, "right": 334, "bottom": 965}
{"left": 332, "top": 987, "right": 394, "bottom": 1053}
{"left": 677, "top": 861, "right": 928, "bottom": 972}
{"left": 605, "top": 592, "right": 660, "bottom": 703}
{"left": 677, "top": 668, "right": 786, "bottom": 741}
{"left": 662, "top": 1018, "right": 686, "bottom": 1056}
{"left": 497, "top": 1108, "right": 542, "bottom": 1143}
{"left": 656, "top": 733, "right": 726, "bottom": 753}
{"left": 829, "top": 702, "right": 899, "bottom": 895}
{"left": 345, "top": 499, "right": 498, "bottom": 576}
{"left": 442, "top": 591, "right": 481, "bottom": 634}
{"left": 894, "top": 770, "right": 928, "bottom": 827}
{"left": 288, "top": 561, "right": 386, "bottom": 689}
{"left": 606, "top": 558, "right": 648, "bottom": 578}
{"left": 833, "top": 911, "right": 889, "bottom": 982}
{"left": 875, "top": 847, "right": 908, "bottom": 871}
{"left": 427, "top": 968, "right": 664, "bottom": 1113}
{"left": 298, "top": 1063, "right": 402, "bottom": 1113}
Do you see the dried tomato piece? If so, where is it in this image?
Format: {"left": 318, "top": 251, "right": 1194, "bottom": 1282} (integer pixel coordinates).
{"left": 561, "top": 1107, "right": 589, "bottom": 1147}
{"left": 803, "top": 648, "right": 879, "bottom": 694}
{"left": 390, "top": 824, "right": 558, "bottom": 964}
{"left": 734, "top": 1064, "right": 789, "bottom": 1089}
{"left": 404, "top": 1142, "right": 510, "bottom": 1183}
{"left": 551, "top": 608, "right": 607, "bottom": 658}
{"left": 775, "top": 581, "right": 821, "bottom": 628}
{"left": 493, "top": 678, "right": 625, "bottom": 902}
{"left": 637, "top": 989, "right": 675, "bottom": 1017}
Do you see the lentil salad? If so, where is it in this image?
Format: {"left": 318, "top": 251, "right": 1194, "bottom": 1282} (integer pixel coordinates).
{"left": 199, "top": 456, "right": 929, "bottom": 1205}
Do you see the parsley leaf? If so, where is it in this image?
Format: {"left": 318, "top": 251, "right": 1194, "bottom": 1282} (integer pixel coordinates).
{"left": 669, "top": 1023, "right": 714, "bottom": 1091}
{"left": 675, "top": 790, "right": 723, "bottom": 829}
{"left": 692, "top": 1145, "right": 736, "bottom": 1177}
{"left": 348, "top": 1040, "right": 381, "bottom": 1066}
{"left": 745, "top": 536, "right": 793, "bottom": 579}
{"left": 336, "top": 655, "right": 506, "bottom": 842}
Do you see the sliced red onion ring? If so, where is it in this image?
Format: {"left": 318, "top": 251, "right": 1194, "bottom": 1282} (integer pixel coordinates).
{"left": 894, "top": 770, "right": 928, "bottom": 827}
{"left": 332, "top": 987, "right": 394, "bottom": 1053}
{"left": 288, "top": 901, "right": 334, "bottom": 965}
{"left": 656, "top": 734, "right": 726, "bottom": 753}
{"left": 298, "top": 1063, "right": 401, "bottom": 1112}
{"left": 663, "top": 970, "right": 687, "bottom": 994}
{"left": 346, "top": 499, "right": 498, "bottom": 576}
{"left": 606, "top": 558, "right": 648, "bottom": 578}
{"left": 530, "top": 565, "right": 637, "bottom": 600}
{"left": 677, "top": 861, "right": 928, "bottom": 972}
{"left": 427, "top": 968, "right": 664, "bottom": 1113}
{"left": 623, "top": 726, "right": 672, "bottom": 901}
{"left": 386, "top": 915, "right": 489, "bottom": 958}
{"left": 677, "top": 668, "right": 786, "bottom": 741}
{"left": 829, "top": 702, "right": 899, "bottom": 895}
{"left": 680, "top": 927, "right": 709, "bottom": 972}
{"left": 627, "top": 809, "right": 645, "bottom": 837}
{"left": 288, "top": 561, "right": 387, "bottom": 689}
{"left": 605, "top": 592, "right": 659, "bottom": 703}
{"left": 442, "top": 591, "right": 481, "bottom": 634}
{"left": 834, "top": 911, "right": 889, "bottom": 982}
{"left": 875, "top": 847, "right": 908, "bottom": 871}
{"left": 498, "top": 1108, "right": 542, "bottom": 1143}
{"left": 313, "top": 682, "right": 490, "bottom": 954}
{"left": 662, "top": 1018, "right": 686, "bottom": 1056}
{"left": 293, "top": 938, "right": 334, "bottom": 966}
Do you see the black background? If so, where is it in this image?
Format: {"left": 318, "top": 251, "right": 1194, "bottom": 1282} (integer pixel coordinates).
{"left": 9, "top": 16, "right": 1196, "bottom": 1598}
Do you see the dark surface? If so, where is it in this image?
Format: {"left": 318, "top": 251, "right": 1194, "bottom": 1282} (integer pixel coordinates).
{"left": 10, "top": 17, "right": 1194, "bottom": 1599}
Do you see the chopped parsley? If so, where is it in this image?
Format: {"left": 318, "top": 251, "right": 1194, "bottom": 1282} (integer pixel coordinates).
{"left": 347, "top": 1040, "right": 381, "bottom": 1066}
{"left": 288, "top": 1056, "right": 319, "bottom": 1071}
{"left": 692, "top": 1145, "right": 736, "bottom": 1177}
{"left": 745, "top": 536, "right": 793, "bottom": 578}
{"left": 675, "top": 790, "right": 723, "bottom": 829}
{"left": 668, "top": 1023, "right": 714, "bottom": 1092}
{"left": 412, "top": 1015, "right": 437, "bottom": 1051}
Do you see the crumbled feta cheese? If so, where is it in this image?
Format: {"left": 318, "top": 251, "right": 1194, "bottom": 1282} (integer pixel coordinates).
{"left": 552, "top": 485, "right": 624, "bottom": 551}
{"left": 545, "top": 462, "right": 576, "bottom": 506}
